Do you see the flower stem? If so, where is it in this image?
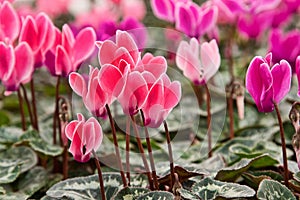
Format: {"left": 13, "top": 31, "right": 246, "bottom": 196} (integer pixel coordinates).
{"left": 63, "top": 145, "right": 68, "bottom": 179}
{"left": 140, "top": 110, "right": 159, "bottom": 190}
{"left": 125, "top": 117, "right": 131, "bottom": 186}
{"left": 274, "top": 102, "right": 289, "bottom": 187}
{"left": 21, "top": 84, "right": 34, "bottom": 130}
{"left": 17, "top": 89, "right": 26, "bottom": 131}
{"left": 164, "top": 120, "right": 175, "bottom": 190}
{"left": 130, "top": 114, "right": 153, "bottom": 189}
{"left": 191, "top": 83, "right": 202, "bottom": 108}
{"left": 30, "top": 79, "right": 39, "bottom": 131}
{"left": 92, "top": 149, "right": 106, "bottom": 200}
{"left": 204, "top": 84, "right": 212, "bottom": 157}
{"left": 53, "top": 77, "right": 60, "bottom": 173}
{"left": 105, "top": 104, "right": 127, "bottom": 187}
{"left": 53, "top": 77, "right": 60, "bottom": 145}
{"left": 228, "top": 93, "right": 235, "bottom": 139}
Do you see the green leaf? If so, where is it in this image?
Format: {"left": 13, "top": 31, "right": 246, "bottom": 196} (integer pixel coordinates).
{"left": 191, "top": 177, "right": 255, "bottom": 200}
{"left": 178, "top": 188, "right": 200, "bottom": 200}
{"left": 17, "top": 166, "right": 48, "bottom": 197}
{"left": 0, "top": 127, "right": 23, "bottom": 144}
{"left": 46, "top": 173, "right": 123, "bottom": 200}
{"left": 0, "top": 159, "right": 21, "bottom": 184}
{"left": 293, "top": 171, "right": 300, "bottom": 183}
{"left": 215, "top": 154, "right": 278, "bottom": 182}
{"left": 19, "top": 130, "right": 63, "bottom": 157}
{"left": 136, "top": 191, "right": 174, "bottom": 200}
{"left": 257, "top": 179, "right": 296, "bottom": 200}
{"left": 0, "top": 146, "right": 37, "bottom": 174}
{"left": 0, "top": 167, "right": 49, "bottom": 199}
{"left": 112, "top": 187, "right": 150, "bottom": 200}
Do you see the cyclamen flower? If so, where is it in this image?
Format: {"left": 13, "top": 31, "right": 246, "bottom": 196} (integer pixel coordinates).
{"left": 0, "top": 1, "right": 20, "bottom": 43}
{"left": 141, "top": 73, "right": 181, "bottom": 128}
{"left": 176, "top": 37, "right": 220, "bottom": 85}
{"left": 175, "top": 2, "right": 218, "bottom": 38}
{"left": 268, "top": 29, "right": 300, "bottom": 70}
{"left": 19, "top": 12, "right": 56, "bottom": 68}
{"left": 0, "top": 41, "right": 34, "bottom": 94}
{"left": 45, "top": 24, "right": 96, "bottom": 77}
{"left": 65, "top": 113, "right": 103, "bottom": 162}
{"left": 246, "top": 53, "right": 292, "bottom": 112}
{"left": 96, "top": 30, "right": 140, "bottom": 68}
{"left": 69, "top": 66, "right": 109, "bottom": 118}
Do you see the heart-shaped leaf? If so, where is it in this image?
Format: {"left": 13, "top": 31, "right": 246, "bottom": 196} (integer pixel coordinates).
{"left": 136, "top": 191, "right": 174, "bottom": 200}
{"left": 191, "top": 177, "right": 255, "bottom": 199}
{"left": 257, "top": 179, "right": 296, "bottom": 200}
{"left": 112, "top": 187, "right": 150, "bottom": 200}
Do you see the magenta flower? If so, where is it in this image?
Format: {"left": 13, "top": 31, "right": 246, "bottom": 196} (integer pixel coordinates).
{"left": 0, "top": 41, "right": 34, "bottom": 94}
{"left": 69, "top": 66, "right": 109, "bottom": 118}
{"left": 295, "top": 56, "right": 300, "bottom": 96}
{"left": 65, "top": 113, "right": 103, "bottom": 163}
{"left": 246, "top": 53, "right": 292, "bottom": 113}
{"left": 142, "top": 73, "right": 181, "bottom": 128}
{"left": 268, "top": 29, "right": 300, "bottom": 70}
{"left": 19, "top": 12, "right": 56, "bottom": 68}
{"left": 175, "top": 2, "right": 217, "bottom": 38}
{"left": 176, "top": 37, "right": 220, "bottom": 85}
{"left": 45, "top": 24, "right": 96, "bottom": 77}
{"left": 96, "top": 30, "right": 140, "bottom": 69}
{"left": 0, "top": 1, "right": 20, "bottom": 43}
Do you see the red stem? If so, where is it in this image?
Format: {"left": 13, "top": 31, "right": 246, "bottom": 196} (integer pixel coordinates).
{"left": 130, "top": 115, "right": 153, "bottom": 189}
{"left": 17, "top": 89, "right": 26, "bottom": 131}
{"left": 105, "top": 104, "right": 127, "bottom": 187}
{"left": 204, "top": 84, "right": 212, "bottom": 157}
{"left": 92, "top": 150, "right": 106, "bottom": 200}
{"left": 274, "top": 102, "right": 289, "bottom": 187}
{"left": 126, "top": 117, "right": 131, "bottom": 186}
{"left": 164, "top": 120, "right": 175, "bottom": 191}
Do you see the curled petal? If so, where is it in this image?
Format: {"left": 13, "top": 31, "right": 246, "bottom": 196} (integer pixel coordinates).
{"left": 0, "top": 1, "right": 20, "bottom": 42}
{"left": 271, "top": 60, "right": 292, "bottom": 103}
{"left": 56, "top": 46, "right": 72, "bottom": 77}
{"left": 69, "top": 72, "right": 87, "bottom": 97}
{"left": 116, "top": 30, "right": 139, "bottom": 65}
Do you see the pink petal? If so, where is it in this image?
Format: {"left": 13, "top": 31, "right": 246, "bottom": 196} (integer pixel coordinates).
{"left": 296, "top": 56, "right": 300, "bottom": 96}
{"left": 0, "top": 42, "right": 15, "bottom": 81}
{"left": 61, "top": 24, "right": 75, "bottom": 55}
{"left": 271, "top": 60, "right": 292, "bottom": 103}
{"left": 0, "top": 1, "right": 20, "bottom": 42}
{"left": 197, "top": 6, "right": 217, "bottom": 36}
{"left": 113, "top": 47, "right": 136, "bottom": 69}
{"left": 142, "top": 54, "right": 168, "bottom": 78}
{"left": 55, "top": 46, "right": 72, "bottom": 77}
{"left": 19, "top": 16, "right": 39, "bottom": 52}
{"left": 200, "top": 39, "right": 220, "bottom": 83}
{"left": 118, "top": 71, "right": 148, "bottom": 115}
{"left": 98, "top": 64, "right": 126, "bottom": 97}
{"left": 69, "top": 72, "right": 87, "bottom": 97}
{"left": 65, "top": 120, "right": 79, "bottom": 139}
{"left": 175, "top": 3, "right": 196, "bottom": 37}
{"left": 85, "top": 117, "right": 103, "bottom": 152}
{"left": 14, "top": 42, "right": 34, "bottom": 85}
{"left": 164, "top": 80, "right": 181, "bottom": 109}
{"left": 98, "top": 40, "right": 118, "bottom": 66}
{"left": 116, "top": 30, "right": 139, "bottom": 65}
{"left": 150, "top": 0, "right": 175, "bottom": 22}
{"left": 73, "top": 27, "right": 96, "bottom": 68}
{"left": 36, "top": 13, "right": 56, "bottom": 53}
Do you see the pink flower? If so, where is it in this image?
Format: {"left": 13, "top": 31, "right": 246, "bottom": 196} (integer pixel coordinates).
{"left": 19, "top": 12, "right": 56, "bottom": 68}
{"left": 119, "top": 0, "right": 146, "bottom": 21}
{"left": 45, "top": 24, "right": 96, "bottom": 77}
{"left": 142, "top": 73, "right": 181, "bottom": 128}
{"left": 0, "top": 1, "right": 20, "bottom": 43}
{"left": 136, "top": 53, "right": 168, "bottom": 78}
{"left": 118, "top": 71, "right": 148, "bottom": 115}
{"left": 150, "top": 0, "right": 189, "bottom": 22}
{"left": 65, "top": 113, "right": 103, "bottom": 163}
{"left": 268, "top": 29, "right": 300, "bottom": 70}
{"left": 0, "top": 41, "right": 34, "bottom": 94}
{"left": 246, "top": 53, "right": 292, "bottom": 113}
{"left": 174, "top": 2, "right": 218, "bottom": 38}
{"left": 96, "top": 30, "right": 140, "bottom": 69}
{"left": 69, "top": 66, "right": 108, "bottom": 118}
{"left": 176, "top": 38, "right": 220, "bottom": 85}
